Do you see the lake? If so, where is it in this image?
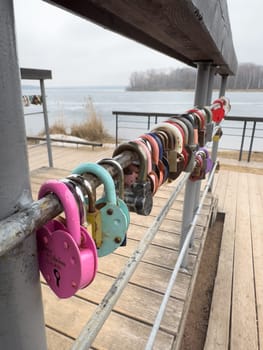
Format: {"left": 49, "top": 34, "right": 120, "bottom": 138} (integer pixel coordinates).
{"left": 22, "top": 86, "right": 263, "bottom": 151}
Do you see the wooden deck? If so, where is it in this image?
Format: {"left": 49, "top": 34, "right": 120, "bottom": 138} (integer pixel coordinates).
{"left": 205, "top": 169, "right": 263, "bottom": 350}
{"left": 27, "top": 143, "right": 263, "bottom": 349}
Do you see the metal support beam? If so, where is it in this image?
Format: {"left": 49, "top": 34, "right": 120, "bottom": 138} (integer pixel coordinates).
{"left": 180, "top": 61, "right": 211, "bottom": 268}
{"left": 209, "top": 74, "right": 228, "bottom": 191}
{"left": 219, "top": 74, "right": 228, "bottom": 97}
{"left": 0, "top": 1, "right": 47, "bottom": 349}
{"left": 40, "top": 79, "right": 53, "bottom": 167}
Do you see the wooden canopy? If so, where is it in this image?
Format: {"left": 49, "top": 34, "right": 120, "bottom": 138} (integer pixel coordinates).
{"left": 44, "top": 0, "right": 237, "bottom": 75}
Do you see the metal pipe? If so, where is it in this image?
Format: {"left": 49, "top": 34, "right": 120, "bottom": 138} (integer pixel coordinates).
{"left": 71, "top": 172, "right": 190, "bottom": 350}
{"left": 248, "top": 121, "right": 256, "bottom": 162}
{"left": 145, "top": 161, "right": 218, "bottom": 350}
{"left": 239, "top": 120, "right": 247, "bottom": 161}
{"left": 180, "top": 61, "right": 211, "bottom": 268}
{"left": 206, "top": 65, "right": 217, "bottom": 104}
{"left": 115, "top": 113, "right": 119, "bottom": 147}
{"left": 40, "top": 79, "right": 53, "bottom": 167}
{"left": 0, "top": 151, "right": 136, "bottom": 257}
{"left": 0, "top": 1, "right": 47, "bottom": 348}
{"left": 147, "top": 115, "right": 151, "bottom": 129}
{"left": 219, "top": 74, "right": 228, "bottom": 97}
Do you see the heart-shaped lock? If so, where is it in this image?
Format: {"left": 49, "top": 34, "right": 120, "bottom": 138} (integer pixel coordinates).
{"left": 72, "top": 163, "right": 128, "bottom": 257}
{"left": 36, "top": 180, "right": 98, "bottom": 298}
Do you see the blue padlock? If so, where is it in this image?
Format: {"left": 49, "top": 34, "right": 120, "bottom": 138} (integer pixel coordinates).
{"left": 97, "top": 158, "right": 130, "bottom": 246}
{"left": 72, "top": 163, "right": 128, "bottom": 257}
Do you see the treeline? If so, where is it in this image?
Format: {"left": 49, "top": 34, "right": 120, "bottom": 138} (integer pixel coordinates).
{"left": 126, "top": 63, "right": 263, "bottom": 91}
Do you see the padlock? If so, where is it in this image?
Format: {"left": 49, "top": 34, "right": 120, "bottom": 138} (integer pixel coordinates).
{"left": 72, "top": 163, "right": 128, "bottom": 257}
{"left": 113, "top": 142, "right": 153, "bottom": 215}
{"left": 36, "top": 180, "right": 97, "bottom": 298}
{"left": 133, "top": 139, "right": 158, "bottom": 195}
{"left": 67, "top": 174, "right": 103, "bottom": 250}
{"left": 97, "top": 158, "right": 130, "bottom": 246}
{"left": 202, "top": 107, "right": 214, "bottom": 143}
{"left": 140, "top": 134, "right": 162, "bottom": 187}
{"left": 212, "top": 99, "right": 225, "bottom": 123}
{"left": 188, "top": 109, "right": 206, "bottom": 147}
{"left": 190, "top": 155, "right": 203, "bottom": 181}
{"left": 199, "top": 147, "right": 213, "bottom": 173}
{"left": 212, "top": 126, "right": 223, "bottom": 142}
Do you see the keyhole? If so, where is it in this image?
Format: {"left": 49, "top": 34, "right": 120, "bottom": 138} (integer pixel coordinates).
{"left": 53, "top": 269, "right": 61, "bottom": 287}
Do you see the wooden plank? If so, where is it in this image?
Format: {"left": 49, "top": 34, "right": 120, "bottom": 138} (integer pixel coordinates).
{"left": 42, "top": 285, "right": 174, "bottom": 349}
{"left": 75, "top": 273, "right": 183, "bottom": 335}
{"left": 46, "top": 328, "right": 73, "bottom": 350}
{"left": 231, "top": 172, "right": 258, "bottom": 350}
{"left": 213, "top": 170, "right": 229, "bottom": 212}
{"left": 248, "top": 173, "right": 263, "bottom": 350}
{"left": 204, "top": 171, "right": 238, "bottom": 350}
{"left": 97, "top": 254, "right": 191, "bottom": 300}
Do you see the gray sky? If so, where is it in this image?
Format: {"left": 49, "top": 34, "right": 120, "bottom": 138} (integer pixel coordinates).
{"left": 13, "top": 0, "right": 263, "bottom": 87}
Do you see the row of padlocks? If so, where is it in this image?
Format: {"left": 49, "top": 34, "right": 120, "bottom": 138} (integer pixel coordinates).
{"left": 36, "top": 97, "right": 229, "bottom": 298}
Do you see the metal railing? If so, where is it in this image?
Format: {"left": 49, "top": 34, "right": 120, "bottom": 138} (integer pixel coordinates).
{"left": 223, "top": 116, "right": 263, "bottom": 161}
{"left": 113, "top": 111, "right": 263, "bottom": 162}
{"left": 27, "top": 136, "right": 102, "bottom": 150}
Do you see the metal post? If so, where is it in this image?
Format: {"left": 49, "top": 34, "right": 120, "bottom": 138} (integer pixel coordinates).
{"left": 0, "top": 1, "right": 47, "bottom": 349}
{"left": 219, "top": 74, "right": 228, "bottom": 97}
{"left": 239, "top": 121, "right": 247, "bottom": 161}
{"left": 115, "top": 113, "right": 119, "bottom": 147}
{"left": 248, "top": 121, "right": 256, "bottom": 162}
{"left": 40, "top": 79, "right": 53, "bottom": 167}
{"left": 180, "top": 62, "right": 211, "bottom": 268}
{"left": 206, "top": 65, "right": 217, "bottom": 105}
{"left": 147, "top": 114, "right": 151, "bottom": 130}
{"left": 209, "top": 74, "right": 228, "bottom": 191}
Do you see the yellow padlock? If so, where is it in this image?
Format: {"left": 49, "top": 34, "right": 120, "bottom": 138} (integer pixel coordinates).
{"left": 68, "top": 174, "right": 103, "bottom": 249}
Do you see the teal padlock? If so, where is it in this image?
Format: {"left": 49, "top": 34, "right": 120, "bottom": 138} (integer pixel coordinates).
{"left": 72, "top": 163, "right": 128, "bottom": 257}
{"left": 97, "top": 158, "right": 130, "bottom": 246}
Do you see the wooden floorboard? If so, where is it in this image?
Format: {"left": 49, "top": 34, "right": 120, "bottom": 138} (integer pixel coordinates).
{"left": 205, "top": 169, "right": 263, "bottom": 350}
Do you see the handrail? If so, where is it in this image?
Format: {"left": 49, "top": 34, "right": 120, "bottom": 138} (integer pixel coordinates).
{"left": 0, "top": 151, "right": 136, "bottom": 257}
{"left": 113, "top": 111, "right": 263, "bottom": 162}
{"left": 145, "top": 161, "right": 217, "bottom": 349}
{"left": 27, "top": 136, "right": 103, "bottom": 149}
{"left": 71, "top": 172, "right": 190, "bottom": 350}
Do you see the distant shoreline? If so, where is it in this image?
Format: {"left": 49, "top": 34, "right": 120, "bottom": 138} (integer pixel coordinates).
{"left": 126, "top": 88, "right": 263, "bottom": 92}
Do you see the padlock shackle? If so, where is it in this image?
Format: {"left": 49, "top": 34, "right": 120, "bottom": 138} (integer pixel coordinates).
{"left": 152, "top": 122, "right": 183, "bottom": 153}
{"left": 97, "top": 158, "right": 125, "bottom": 200}
{"left": 113, "top": 141, "right": 148, "bottom": 182}
{"left": 140, "top": 134, "right": 159, "bottom": 165}
{"left": 38, "top": 180, "right": 81, "bottom": 246}
{"left": 72, "top": 163, "right": 117, "bottom": 205}
{"left": 61, "top": 178, "right": 86, "bottom": 225}
{"left": 177, "top": 116, "right": 195, "bottom": 146}
{"left": 67, "top": 174, "right": 96, "bottom": 214}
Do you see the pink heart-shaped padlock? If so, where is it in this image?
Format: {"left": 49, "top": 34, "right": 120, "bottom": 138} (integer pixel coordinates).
{"left": 36, "top": 180, "right": 97, "bottom": 298}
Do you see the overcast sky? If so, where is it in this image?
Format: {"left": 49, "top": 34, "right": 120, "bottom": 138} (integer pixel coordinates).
{"left": 13, "top": 0, "right": 263, "bottom": 87}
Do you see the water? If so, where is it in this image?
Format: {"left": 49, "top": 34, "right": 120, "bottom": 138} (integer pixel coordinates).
{"left": 22, "top": 86, "right": 263, "bottom": 151}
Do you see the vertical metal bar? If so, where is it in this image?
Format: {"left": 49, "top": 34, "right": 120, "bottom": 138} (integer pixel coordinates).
{"left": 206, "top": 65, "right": 217, "bottom": 104}
{"left": 147, "top": 115, "right": 150, "bottom": 130}
{"left": 155, "top": 114, "right": 158, "bottom": 124}
{"left": 180, "top": 61, "right": 211, "bottom": 268}
{"left": 0, "top": 1, "right": 47, "bottom": 349}
{"left": 115, "top": 113, "right": 118, "bottom": 147}
{"left": 219, "top": 74, "right": 228, "bottom": 97}
{"left": 248, "top": 121, "right": 256, "bottom": 162}
{"left": 239, "top": 120, "right": 247, "bottom": 161}
{"left": 40, "top": 79, "right": 53, "bottom": 167}
{"left": 209, "top": 74, "right": 228, "bottom": 192}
